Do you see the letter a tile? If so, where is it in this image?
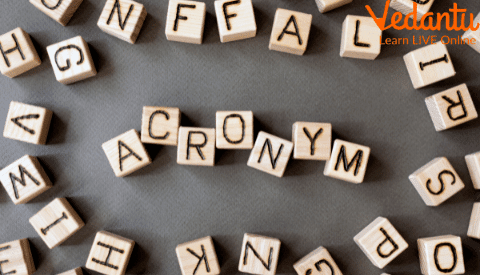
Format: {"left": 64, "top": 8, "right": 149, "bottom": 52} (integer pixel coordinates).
{"left": 269, "top": 8, "right": 312, "bottom": 55}
{"left": 238, "top": 233, "right": 281, "bottom": 275}
{"left": 323, "top": 139, "right": 370, "bottom": 184}
{"left": 247, "top": 131, "right": 293, "bottom": 177}
{"left": 418, "top": 235, "right": 464, "bottom": 275}
{"left": 176, "top": 236, "right": 220, "bottom": 275}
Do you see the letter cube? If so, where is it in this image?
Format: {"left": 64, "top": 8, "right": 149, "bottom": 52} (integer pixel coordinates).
{"left": 165, "top": 0, "right": 206, "bottom": 44}
{"left": 176, "top": 236, "right": 220, "bottom": 275}
{"left": 247, "top": 131, "right": 293, "bottom": 177}
{"left": 214, "top": 0, "right": 256, "bottom": 43}
{"left": 102, "top": 129, "right": 152, "bottom": 177}
{"left": 409, "top": 157, "right": 464, "bottom": 206}
{"left": 390, "top": 0, "right": 436, "bottom": 21}
{"left": 324, "top": 139, "right": 370, "bottom": 184}
{"left": 425, "top": 84, "right": 477, "bottom": 131}
{"left": 0, "top": 28, "right": 41, "bottom": 78}
{"left": 269, "top": 8, "right": 312, "bottom": 55}
{"left": 29, "top": 0, "right": 83, "bottom": 26}
{"left": 29, "top": 198, "right": 85, "bottom": 249}
{"left": 141, "top": 106, "right": 181, "bottom": 146}
{"left": 468, "top": 203, "right": 480, "bottom": 239}
{"left": 0, "top": 239, "right": 36, "bottom": 275}
{"left": 57, "top": 267, "right": 83, "bottom": 275}
{"left": 86, "top": 231, "right": 135, "bottom": 275}
{"left": 216, "top": 111, "right": 253, "bottom": 149}
{"left": 0, "top": 155, "right": 52, "bottom": 205}
{"left": 462, "top": 13, "right": 480, "bottom": 54}
{"left": 97, "top": 0, "right": 147, "bottom": 44}
{"left": 177, "top": 127, "right": 215, "bottom": 166}
{"left": 293, "top": 246, "right": 343, "bottom": 275}
{"left": 239, "top": 233, "right": 281, "bottom": 275}
{"left": 340, "top": 15, "right": 382, "bottom": 60}
{"left": 315, "top": 0, "right": 352, "bottom": 13}
{"left": 418, "top": 235, "right": 464, "bottom": 275}
{"left": 404, "top": 43, "right": 455, "bottom": 89}
{"left": 292, "top": 122, "right": 331, "bottom": 160}
{"left": 354, "top": 217, "right": 409, "bottom": 269}
{"left": 465, "top": 151, "right": 480, "bottom": 190}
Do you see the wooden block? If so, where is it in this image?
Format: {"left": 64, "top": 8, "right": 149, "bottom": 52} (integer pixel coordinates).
{"left": 177, "top": 127, "right": 215, "bottom": 166}
{"left": 0, "top": 28, "right": 41, "bottom": 78}
{"left": 238, "top": 233, "right": 281, "bottom": 275}
{"left": 404, "top": 43, "right": 455, "bottom": 89}
{"left": 29, "top": 198, "right": 85, "bottom": 249}
{"left": 0, "top": 239, "right": 36, "bottom": 275}
{"left": 0, "top": 155, "right": 52, "bottom": 205}
{"left": 292, "top": 122, "right": 331, "bottom": 160}
{"left": 409, "top": 157, "right": 464, "bottom": 206}
{"left": 3, "top": 101, "right": 53, "bottom": 145}
{"left": 85, "top": 231, "right": 135, "bottom": 275}
{"left": 390, "top": 0, "right": 435, "bottom": 21}
{"left": 354, "top": 217, "right": 409, "bottom": 269}
{"left": 425, "top": 84, "right": 477, "bottom": 131}
{"left": 315, "top": 0, "right": 352, "bottom": 13}
{"left": 215, "top": 110, "right": 253, "bottom": 149}
{"left": 340, "top": 15, "right": 382, "bottom": 60}
{"left": 214, "top": 0, "right": 256, "bottom": 43}
{"left": 97, "top": 0, "right": 147, "bottom": 44}
{"left": 57, "top": 267, "right": 83, "bottom": 275}
{"left": 323, "top": 139, "right": 370, "bottom": 184}
{"left": 165, "top": 0, "right": 206, "bottom": 44}
{"left": 465, "top": 151, "right": 480, "bottom": 190}
{"left": 462, "top": 13, "right": 480, "bottom": 54}
{"left": 293, "top": 246, "right": 343, "bottom": 275}
{"left": 29, "top": 0, "right": 83, "bottom": 26}
{"left": 268, "top": 8, "right": 312, "bottom": 56}
{"left": 418, "top": 235, "right": 464, "bottom": 275}
{"left": 176, "top": 236, "right": 220, "bottom": 275}
{"left": 247, "top": 131, "right": 293, "bottom": 177}
{"left": 46, "top": 36, "right": 97, "bottom": 85}
{"left": 102, "top": 129, "right": 152, "bottom": 177}
{"left": 141, "top": 106, "right": 181, "bottom": 146}
{"left": 468, "top": 203, "right": 480, "bottom": 239}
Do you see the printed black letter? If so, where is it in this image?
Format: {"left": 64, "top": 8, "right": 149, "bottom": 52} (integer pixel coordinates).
{"left": 187, "top": 245, "right": 210, "bottom": 275}
{"left": 187, "top": 131, "right": 208, "bottom": 160}
{"left": 243, "top": 242, "right": 273, "bottom": 270}
{"left": 11, "top": 114, "right": 39, "bottom": 135}
{"left": 148, "top": 110, "right": 170, "bottom": 140}
{"left": 222, "top": 0, "right": 240, "bottom": 31}
{"left": 41, "top": 212, "right": 68, "bottom": 235}
{"left": 118, "top": 140, "right": 142, "bottom": 171}
{"left": 334, "top": 145, "right": 363, "bottom": 176}
{"left": 442, "top": 91, "right": 467, "bottom": 121}
{"left": 0, "top": 33, "right": 25, "bottom": 68}
{"left": 107, "top": 0, "right": 134, "bottom": 30}
{"left": 41, "top": 0, "right": 63, "bottom": 9}
{"left": 174, "top": 4, "right": 196, "bottom": 31}
{"left": 258, "top": 138, "right": 284, "bottom": 169}
{"left": 305, "top": 259, "right": 335, "bottom": 275}
{"left": 92, "top": 242, "right": 124, "bottom": 270}
{"left": 223, "top": 114, "right": 245, "bottom": 144}
{"left": 10, "top": 165, "right": 41, "bottom": 199}
{"left": 354, "top": 20, "right": 370, "bottom": 47}
{"left": 277, "top": 15, "right": 302, "bottom": 45}
{"left": 434, "top": 242, "right": 457, "bottom": 273}
{"left": 0, "top": 245, "right": 15, "bottom": 275}
{"left": 426, "top": 170, "right": 455, "bottom": 195}
{"left": 376, "top": 228, "right": 399, "bottom": 258}
{"left": 303, "top": 127, "right": 323, "bottom": 156}
{"left": 55, "top": 45, "right": 84, "bottom": 71}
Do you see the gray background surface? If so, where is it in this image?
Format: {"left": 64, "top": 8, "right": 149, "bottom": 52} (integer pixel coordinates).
{"left": 1, "top": 0, "right": 480, "bottom": 274}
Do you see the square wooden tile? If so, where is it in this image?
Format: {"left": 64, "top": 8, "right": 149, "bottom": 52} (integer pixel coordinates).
{"left": 293, "top": 246, "right": 343, "bottom": 275}
{"left": 141, "top": 106, "right": 181, "bottom": 146}
{"left": 238, "top": 233, "right": 281, "bottom": 275}
{"left": 0, "top": 239, "right": 35, "bottom": 275}
{"left": 269, "top": 8, "right": 312, "bottom": 55}
{"left": 323, "top": 139, "right": 370, "bottom": 184}
{"left": 418, "top": 235, "right": 464, "bottom": 275}
{"left": 177, "top": 127, "right": 215, "bottom": 166}
{"left": 247, "top": 131, "right": 293, "bottom": 177}
{"left": 214, "top": 0, "right": 256, "bottom": 43}
{"left": 165, "top": 0, "right": 206, "bottom": 44}
{"left": 292, "top": 122, "right": 331, "bottom": 160}
{"left": 465, "top": 150, "right": 480, "bottom": 190}
{"left": 176, "top": 236, "right": 220, "bottom": 275}
{"left": 29, "top": 0, "right": 83, "bottom": 26}
{"left": 0, "top": 27, "right": 41, "bottom": 78}
{"left": 340, "top": 15, "right": 382, "bottom": 60}
{"left": 216, "top": 111, "right": 253, "bottom": 149}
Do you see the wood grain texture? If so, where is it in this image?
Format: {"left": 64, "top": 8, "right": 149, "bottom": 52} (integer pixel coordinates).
{"left": 0, "top": 27, "right": 41, "bottom": 78}
{"left": 176, "top": 236, "right": 220, "bottom": 275}
{"left": 465, "top": 151, "right": 480, "bottom": 190}
{"left": 268, "top": 8, "right": 312, "bottom": 55}
{"left": 57, "top": 267, "right": 83, "bottom": 275}
{"left": 417, "top": 235, "right": 464, "bottom": 275}
{"left": 29, "top": 198, "right": 85, "bottom": 249}
{"left": 0, "top": 239, "right": 36, "bottom": 275}
{"left": 238, "top": 233, "right": 281, "bottom": 275}
{"left": 214, "top": 0, "right": 256, "bottom": 43}
{"left": 468, "top": 203, "right": 480, "bottom": 239}
{"left": 216, "top": 110, "right": 253, "bottom": 149}
{"left": 293, "top": 246, "right": 343, "bottom": 275}
{"left": 340, "top": 15, "right": 382, "bottom": 60}
{"left": 462, "top": 13, "right": 480, "bottom": 54}
{"left": 323, "top": 139, "right": 370, "bottom": 184}
{"left": 0, "top": 155, "right": 52, "bottom": 205}
{"left": 390, "top": 0, "right": 435, "bottom": 21}
{"left": 102, "top": 129, "right": 152, "bottom": 177}
{"left": 141, "top": 106, "right": 181, "bottom": 146}
{"left": 292, "top": 122, "right": 331, "bottom": 160}
{"left": 177, "top": 127, "right": 216, "bottom": 166}
{"left": 85, "top": 231, "right": 135, "bottom": 275}
{"left": 165, "top": 0, "right": 206, "bottom": 44}
{"left": 97, "top": 0, "right": 147, "bottom": 44}
{"left": 29, "top": 0, "right": 83, "bottom": 26}
{"left": 247, "top": 131, "right": 293, "bottom": 177}
{"left": 409, "top": 157, "right": 464, "bottom": 206}
{"left": 315, "top": 0, "right": 352, "bottom": 13}
{"left": 353, "top": 217, "right": 409, "bottom": 269}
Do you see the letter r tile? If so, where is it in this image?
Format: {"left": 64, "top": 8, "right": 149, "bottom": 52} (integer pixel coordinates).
{"left": 177, "top": 127, "right": 216, "bottom": 166}
{"left": 354, "top": 217, "right": 409, "bottom": 269}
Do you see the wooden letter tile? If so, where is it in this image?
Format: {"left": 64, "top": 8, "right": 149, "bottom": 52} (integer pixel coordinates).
{"left": 462, "top": 13, "right": 480, "bottom": 54}
{"left": 141, "top": 106, "right": 181, "bottom": 146}
{"left": 247, "top": 131, "right": 293, "bottom": 177}
{"left": 0, "top": 28, "right": 41, "bottom": 78}
{"left": 57, "top": 267, "right": 83, "bottom": 275}
{"left": 390, "top": 0, "right": 435, "bottom": 21}
{"left": 29, "top": 0, "right": 83, "bottom": 26}
{"left": 404, "top": 43, "right": 455, "bottom": 89}
{"left": 177, "top": 127, "right": 215, "bottom": 166}
{"left": 409, "top": 157, "right": 464, "bottom": 206}
{"left": 97, "top": 0, "right": 147, "bottom": 44}
{"left": 323, "top": 139, "right": 370, "bottom": 184}
{"left": 354, "top": 217, "right": 409, "bottom": 269}
{"left": 29, "top": 198, "right": 84, "bottom": 249}
{"left": 468, "top": 203, "right": 480, "bottom": 239}
{"left": 425, "top": 84, "right": 477, "bottom": 131}
{"left": 465, "top": 151, "right": 480, "bottom": 190}
{"left": 176, "top": 236, "right": 220, "bottom": 275}
{"left": 86, "top": 231, "right": 135, "bottom": 275}
{"left": 0, "top": 155, "right": 52, "bottom": 205}
{"left": 418, "top": 235, "right": 464, "bottom": 275}
{"left": 165, "top": 0, "right": 206, "bottom": 44}
{"left": 102, "top": 129, "right": 152, "bottom": 177}
{"left": 238, "top": 233, "right": 281, "bottom": 275}
{"left": 214, "top": 0, "right": 256, "bottom": 43}
{"left": 315, "top": 0, "right": 352, "bottom": 13}
{"left": 46, "top": 36, "right": 97, "bottom": 85}
{"left": 340, "top": 15, "right": 382, "bottom": 60}
{"left": 293, "top": 246, "right": 343, "bottom": 275}
{"left": 0, "top": 239, "right": 35, "bottom": 275}
{"left": 269, "top": 8, "right": 312, "bottom": 56}
{"left": 3, "top": 101, "right": 53, "bottom": 145}
{"left": 292, "top": 122, "right": 331, "bottom": 160}
{"left": 216, "top": 111, "right": 253, "bottom": 149}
